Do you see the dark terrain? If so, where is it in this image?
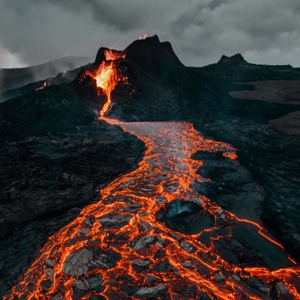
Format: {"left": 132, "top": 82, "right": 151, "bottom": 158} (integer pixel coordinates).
{"left": 0, "top": 35, "right": 300, "bottom": 299}
{"left": 0, "top": 56, "right": 93, "bottom": 97}
{"left": 0, "top": 121, "right": 145, "bottom": 297}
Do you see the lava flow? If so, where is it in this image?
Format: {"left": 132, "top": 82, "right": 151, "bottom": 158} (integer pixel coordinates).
{"left": 36, "top": 81, "right": 47, "bottom": 91}
{"left": 95, "top": 49, "right": 127, "bottom": 117}
{"left": 76, "top": 49, "right": 127, "bottom": 117}
{"left": 5, "top": 50, "right": 300, "bottom": 300}
{"left": 4, "top": 118, "right": 300, "bottom": 300}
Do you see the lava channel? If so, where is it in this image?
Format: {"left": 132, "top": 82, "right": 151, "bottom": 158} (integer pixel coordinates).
{"left": 4, "top": 118, "right": 300, "bottom": 300}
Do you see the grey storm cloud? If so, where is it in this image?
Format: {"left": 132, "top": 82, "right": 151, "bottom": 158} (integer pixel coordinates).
{"left": 0, "top": 0, "right": 300, "bottom": 68}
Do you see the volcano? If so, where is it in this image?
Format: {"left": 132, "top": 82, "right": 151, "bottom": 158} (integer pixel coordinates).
{"left": 1, "top": 35, "right": 300, "bottom": 300}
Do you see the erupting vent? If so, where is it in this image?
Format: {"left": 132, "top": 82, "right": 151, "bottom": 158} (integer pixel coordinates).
{"left": 94, "top": 61, "right": 119, "bottom": 117}
{"left": 75, "top": 49, "right": 128, "bottom": 118}
{"left": 95, "top": 50, "right": 127, "bottom": 118}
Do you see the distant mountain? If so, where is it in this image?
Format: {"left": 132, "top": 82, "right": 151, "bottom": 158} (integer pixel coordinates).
{"left": 0, "top": 62, "right": 93, "bottom": 103}
{"left": 0, "top": 56, "right": 93, "bottom": 93}
{"left": 217, "top": 53, "right": 248, "bottom": 65}
{"left": 201, "top": 53, "right": 297, "bottom": 81}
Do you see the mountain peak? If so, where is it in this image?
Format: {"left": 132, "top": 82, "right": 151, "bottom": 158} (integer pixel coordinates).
{"left": 125, "top": 34, "right": 184, "bottom": 71}
{"left": 218, "top": 53, "right": 247, "bottom": 65}
{"left": 92, "top": 35, "right": 184, "bottom": 76}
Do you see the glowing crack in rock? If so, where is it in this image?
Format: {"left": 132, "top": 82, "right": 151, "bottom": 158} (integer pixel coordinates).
{"left": 36, "top": 81, "right": 47, "bottom": 91}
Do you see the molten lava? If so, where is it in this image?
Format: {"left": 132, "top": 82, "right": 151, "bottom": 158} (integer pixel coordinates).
{"left": 104, "top": 49, "right": 126, "bottom": 61}
{"left": 95, "top": 61, "right": 119, "bottom": 117}
{"left": 36, "top": 81, "right": 47, "bottom": 91}
{"left": 4, "top": 118, "right": 300, "bottom": 300}
{"left": 139, "top": 34, "right": 148, "bottom": 40}
{"left": 92, "top": 49, "right": 127, "bottom": 117}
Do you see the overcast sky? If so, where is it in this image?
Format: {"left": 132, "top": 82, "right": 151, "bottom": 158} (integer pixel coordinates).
{"left": 0, "top": 0, "right": 300, "bottom": 68}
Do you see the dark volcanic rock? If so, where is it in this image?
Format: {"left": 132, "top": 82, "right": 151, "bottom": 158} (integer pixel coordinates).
{"left": 135, "top": 284, "right": 169, "bottom": 298}
{"left": 146, "top": 274, "right": 161, "bottom": 283}
{"left": 0, "top": 121, "right": 145, "bottom": 298}
{"left": 217, "top": 53, "right": 247, "bottom": 66}
{"left": 125, "top": 35, "right": 183, "bottom": 76}
{"left": 86, "top": 274, "right": 104, "bottom": 293}
{"left": 131, "top": 259, "right": 152, "bottom": 273}
{"left": 235, "top": 223, "right": 293, "bottom": 269}
{"left": 193, "top": 118, "right": 300, "bottom": 263}
{"left": 180, "top": 262, "right": 196, "bottom": 270}
{"left": 0, "top": 62, "right": 93, "bottom": 103}
{"left": 97, "top": 213, "right": 133, "bottom": 229}
{"left": 167, "top": 199, "right": 202, "bottom": 219}
{"left": 244, "top": 276, "right": 271, "bottom": 294}
{"left": 165, "top": 199, "right": 203, "bottom": 234}
{"left": 88, "top": 295, "right": 106, "bottom": 300}
{"left": 90, "top": 247, "right": 122, "bottom": 270}
{"left": 150, "top": 258, "right": 178, "bottom": 273}
{"left": 128, "top": 235, "right": 155, "bottom": 251}
{"left": 63, "top": 248, "right": 92, "bottom": 276}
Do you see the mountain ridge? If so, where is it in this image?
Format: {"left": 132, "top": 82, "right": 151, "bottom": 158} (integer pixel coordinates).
{"left": 0, "top": 56, "right": 93, "bottom": 94}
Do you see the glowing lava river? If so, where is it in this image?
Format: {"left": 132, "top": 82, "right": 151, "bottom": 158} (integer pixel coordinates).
{"left": 4, "top": 117, "right": 300, "bottom": 300}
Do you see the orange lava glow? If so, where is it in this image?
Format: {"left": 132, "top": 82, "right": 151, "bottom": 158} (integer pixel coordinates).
{"left": 36, "top": 81, "right": 47, "bottom": 91}
{"left": 139, "top": 34, "right": 148, "bottom": 40}
{"left": 223, "top": 152, "right": 238, "bottom": 160}
{"left": 95, "top": 61, "right": 118, "bottom": 117}
{"left": 92, "top": 50, "right": 128, "bottom": 117}
{"left": 104, "top": 49, "right": 126, "bottom": 61}
{"left": 4, "top": 118, "right": 300, "bottom": 300}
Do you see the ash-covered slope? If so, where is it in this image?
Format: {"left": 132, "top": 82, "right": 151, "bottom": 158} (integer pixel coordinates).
{"left": 0, "top": 83, "right": 96, "bottom": 137}
{"left": 0, "top": 62, "right": 93, "bottom": 103}
{"left": 0, "top": 56, "right": 92, "bottom": 94}
{"left": 0, "top": 64, "right": 103, "bottom": 137}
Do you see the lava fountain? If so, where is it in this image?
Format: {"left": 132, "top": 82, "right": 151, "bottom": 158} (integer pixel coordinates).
{"left": 94, "top": 49, "right": 127, "bottom": 118}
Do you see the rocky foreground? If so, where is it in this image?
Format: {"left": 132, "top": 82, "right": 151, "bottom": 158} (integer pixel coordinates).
{"left": 0, "top": 121, "right": 145, "bottom": 298}
{"left": 3, "top": 120, "right": 300, "bottom": 300}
